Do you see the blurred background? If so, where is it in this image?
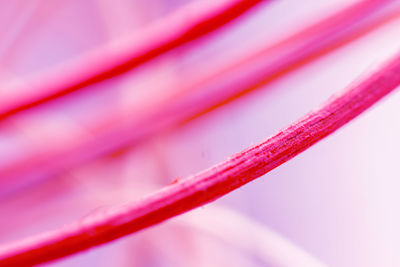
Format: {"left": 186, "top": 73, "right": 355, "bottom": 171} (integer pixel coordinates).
{"left": 1, "top": 0, "right": 400, "bottom": 266}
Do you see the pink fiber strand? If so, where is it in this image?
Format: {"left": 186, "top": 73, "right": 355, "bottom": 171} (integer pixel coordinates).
{"left": 1, "top": 42, "right": 400, "bottom": 266}
{"left": 0, "top": 0, "right": 398, "bottom": 197}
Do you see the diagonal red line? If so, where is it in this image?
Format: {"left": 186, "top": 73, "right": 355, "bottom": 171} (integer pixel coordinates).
{"left": 1, "top": 43, "right": 400, "bottom": 266}
{"left": 1, "top": 0, "right": 397, "bottom": 197}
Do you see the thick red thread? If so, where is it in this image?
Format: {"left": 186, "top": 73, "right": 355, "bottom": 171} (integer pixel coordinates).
{"left": 1, "top": 46, "right": 400, "bottom": 266}
{"left": 1, "top": 0, "right": 397, "bottom": 195}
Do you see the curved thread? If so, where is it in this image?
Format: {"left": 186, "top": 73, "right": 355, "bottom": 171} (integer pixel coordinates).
{"left": 1, "top": 45, "right": 400, "bottom": 266}
{"left": 1, "top": 0, "right": 398, "bottom": 197}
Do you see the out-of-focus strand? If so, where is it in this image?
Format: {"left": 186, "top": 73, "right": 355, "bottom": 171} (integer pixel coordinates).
{"left": 0, "top": 0, "right": 267, "bottom": 121}
{"left": 179, "top": 206, "right": 328, "bottom": 267}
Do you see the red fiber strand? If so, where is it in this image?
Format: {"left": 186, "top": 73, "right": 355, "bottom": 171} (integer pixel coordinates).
{"left": 1, "top": 46, "right": 400, "bottom": 267}
{"left": 0, "top": 0, "right": 266, "bottom": 121}
{"left": 1, "top": 0, "right": 397, "bottom": 195}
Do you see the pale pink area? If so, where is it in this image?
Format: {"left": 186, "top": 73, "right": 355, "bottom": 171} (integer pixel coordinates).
{"left": 1, "top": 0, "right": 400, "bottom": 266}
